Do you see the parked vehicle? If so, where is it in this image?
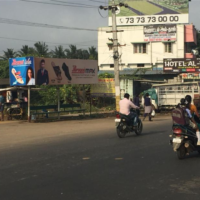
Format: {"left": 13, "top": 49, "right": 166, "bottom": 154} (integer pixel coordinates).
{"left": 169, "top": 124, "right": 200, "bottom": 159}
{"left": 143, "top": 82, "right": 200, "bottom": 110}
{"left": 115, "top": 109, "right": 143, "bottom": 138}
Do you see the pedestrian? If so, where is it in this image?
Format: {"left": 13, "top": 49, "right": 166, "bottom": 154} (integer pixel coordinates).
{"left": 0, "top": 92, "right": 5, "bottom": 121}
{"left": 143, "top": 93, "right": 152, "bottom": 121}
{"left": 133, "top": 94, "right": 140, "bottom": 107}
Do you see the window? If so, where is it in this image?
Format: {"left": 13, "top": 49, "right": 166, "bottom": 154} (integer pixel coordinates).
{"left": 110, "top": 64, "right": 114, "bottom": 68}
{"left": 137, "top": 64, "right": 144, "bottom": 68}
{"left": 133, "top": 43, "right": 147, "bottom": 54}
{"left": 164, "top": 43, "right": 172, "bottom": 53}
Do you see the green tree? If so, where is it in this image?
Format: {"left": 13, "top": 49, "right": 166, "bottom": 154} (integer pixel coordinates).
{"left": 88, "top": 46, "right": 98, "bottom": 60}
{"left": 2, "top": 49, "right": 17, "bottom": 59}
{"left": 51, "top": 45, "right": 66, "bottom": 58}
{"left": 77, "top": 49, "right": 89, "bottom": 59}
{"left": 65, "top": 45, "right": 78, "bottom": 59}
{"left": 18, "top": 45, "right": 36, "bottom": 57}
{"left": 34, "top": 42, "right": 49, "bottom": 57}
{"left": 0, "top": 60, "right": 9, "bottom": 78}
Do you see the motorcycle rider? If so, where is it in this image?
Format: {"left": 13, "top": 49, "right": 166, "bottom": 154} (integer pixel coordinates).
{"left": 184, "top": 95, "right": 200, "bottom": 145}
{"left": 119, "top": 93, "right": 140, "bottom": 126}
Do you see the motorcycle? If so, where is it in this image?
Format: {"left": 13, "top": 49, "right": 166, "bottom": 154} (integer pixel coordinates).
{"left": 169, "top": 124, "right": 200, "bottom": 159}
{"left": 115, "top": 109, "right": 143, "bottom": 138}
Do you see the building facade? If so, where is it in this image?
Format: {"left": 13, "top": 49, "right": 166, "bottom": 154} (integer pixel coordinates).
{"left": 98, "top": 24, "right": 197, "bottom": 72}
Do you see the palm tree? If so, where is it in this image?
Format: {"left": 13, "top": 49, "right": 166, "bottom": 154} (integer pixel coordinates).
{"left": 65, "top": 45, "right": 78, "bottom": 59}
{"left": 51, "top": 45, "right": 66, "bottom": 58}
{"left": 18, "top": 45, "right": 36, "bottom": 56}
{"left": 34, "top": 42, "right": 49, "bottom": 57}
{"left": 77, "top": 49, "right": 89, "bottom": 59}
{"left": 2, "top": 49, "right": 17, "bottom": 59}
{"left": 88, "top": 46, "right": 98, "bottom": 60}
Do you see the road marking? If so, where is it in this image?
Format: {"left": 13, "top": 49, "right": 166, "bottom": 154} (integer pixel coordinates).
{"left": 115, "top": 158, "right": 123, "bottom": 160}
{"left": 82, "top": 157, "right": 90, "bottom": 160}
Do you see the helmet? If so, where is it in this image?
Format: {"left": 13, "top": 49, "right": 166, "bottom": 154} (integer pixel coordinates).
{"left": 185, "top": 95, "right": 192, "bottom": 105}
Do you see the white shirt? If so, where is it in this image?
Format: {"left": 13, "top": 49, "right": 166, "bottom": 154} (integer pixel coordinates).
{"left": 27, "top": 78, "right": 35, "bottom": 85}
{"left": 119, "top": 98, "right": 139, "bottom": 115}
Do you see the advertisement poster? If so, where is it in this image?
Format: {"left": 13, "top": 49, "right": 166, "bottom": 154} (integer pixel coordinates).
{"left": 144, "top": 24, "right": 176, "bottom": 42}
{"left": 108, "top": 0, "right": 189, "bottom": 26}
{"left": 180, "top": 73, "right": 200, "bottom": 79}
{"left": 9, "top": 57, "right": 35, "bottom": 86}
{"left": 163, "top": 58, "right": 200, "bottom": 73}
{"left": 91, "top": 78, "right": 115, "bottom": 97}
{"left": 34, "top": 58, "right": 98, "bottom": 85}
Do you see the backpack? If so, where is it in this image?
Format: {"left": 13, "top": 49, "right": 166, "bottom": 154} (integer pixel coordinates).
{"left": 171, "top": 107, "right": 190, "bottom": 125}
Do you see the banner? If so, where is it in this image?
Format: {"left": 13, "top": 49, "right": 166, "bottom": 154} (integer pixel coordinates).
{"left": 180, "top": 73, "right": 200, "bottom": 79}
{"left": 9, "top": 57, "right": 35, "bottom": 86}
{"left": 108, "top": 0, "right": 189, "bottom": 26}
{"left": 34, "top": 58, "right": 98, "bottom": 85}
{"left": 91, "top": 78, "right": 115, "bottom": 97}
{"left": 163, "top": 58, "right": 200, "bottom": 73}
{"left": 144, "top": 24, "right": 176, "bottom": 42}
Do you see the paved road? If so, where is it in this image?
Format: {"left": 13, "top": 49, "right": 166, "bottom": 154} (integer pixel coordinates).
{"left": 1, "top": 116, "right": 200, "bottom": 200}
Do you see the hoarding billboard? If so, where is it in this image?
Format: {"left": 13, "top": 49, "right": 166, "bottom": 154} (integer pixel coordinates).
{"left": 9, "top": 57, "right": 35, "bottom": 86}
{"left": 163, "top": 58, "right": 200, "bottom": 73}
{"left": 34, "top": 58, "right": 98, "bottom": 85}
{"left": 144, "top": 24, "right": 176, "bottom": 42}
{"left": 91, "top": 78, "right": 115, "bottom": 97}
{"left": 108, "top": 0, "right": 189, "bottom": 26}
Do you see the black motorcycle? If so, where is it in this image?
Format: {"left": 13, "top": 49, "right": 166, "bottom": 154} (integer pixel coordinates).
{"left": 170, "top": 124, "right": 200, "bottom": 159}
{"left": 115, "top": 109, "right": 143, "bottom": 138}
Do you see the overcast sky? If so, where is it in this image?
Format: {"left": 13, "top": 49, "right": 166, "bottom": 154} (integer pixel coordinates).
{"left": 0, "top": 0, "right": 200, "bottom": 56}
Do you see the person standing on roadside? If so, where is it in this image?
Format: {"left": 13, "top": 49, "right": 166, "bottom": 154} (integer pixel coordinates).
{"left": 0, "top": 92, "right": 5, "bottom": 121}
{"left": 143, "top": 93, "right": 152, "bottom": 121}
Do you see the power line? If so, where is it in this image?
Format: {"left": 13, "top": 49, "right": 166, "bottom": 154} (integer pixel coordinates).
{"left": 0, "top": 36, "right": 97, "bottom": 47}
{"left": 19, "top": 0, "right": 99, "bottom": 8}
{"left": 0, "top": 17, "right": 98, "bottom": 32}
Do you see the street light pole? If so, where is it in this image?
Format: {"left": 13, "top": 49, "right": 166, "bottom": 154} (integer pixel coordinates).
{"left": 100, "top": 1, "right": 128, "bottom": 111}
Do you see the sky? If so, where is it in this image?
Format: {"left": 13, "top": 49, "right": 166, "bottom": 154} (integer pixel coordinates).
{"left": 0, "top": 0, "right": 200, "bottom": 56}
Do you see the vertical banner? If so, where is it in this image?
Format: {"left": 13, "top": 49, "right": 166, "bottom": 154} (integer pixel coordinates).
{"left": 34, "top": 58, "right": 98, "bottom": 85}
{"left": 9, "top": 57, "right": 35, "bottom": 86}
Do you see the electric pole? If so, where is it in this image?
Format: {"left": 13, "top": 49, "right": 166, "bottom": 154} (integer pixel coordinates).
{"left": 100, "top": 1, "right": 128, "bottom": 111}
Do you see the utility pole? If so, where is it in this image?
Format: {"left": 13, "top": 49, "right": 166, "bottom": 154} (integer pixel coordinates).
{"left": 100, "top": 1, "right": 128, "bottom": 111}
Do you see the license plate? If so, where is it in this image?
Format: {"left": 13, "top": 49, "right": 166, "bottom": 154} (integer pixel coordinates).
{"left": 173, "top": 138, "right": 182, "bottom": 144}
{"left": 115, "top": 119, "right": 121, "bottom": 122}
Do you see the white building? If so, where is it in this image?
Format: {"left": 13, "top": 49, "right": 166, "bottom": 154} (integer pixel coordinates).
{"left": 98, "top": 24, "right": 196, "bottom": 72}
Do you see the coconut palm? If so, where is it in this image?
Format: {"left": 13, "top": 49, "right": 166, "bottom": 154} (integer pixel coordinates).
{"left": 2, "top": 49, "right": 17, "bottom": 59}
{"left": 51, "top": 45, "right": 66, "bottom": 58}
{"left": 34, "top": 42, "right": 49, "bottom": 57}
{"left": 65, "top": 45, "right": 78, "bottom": 59}
{"left": 18, "top": 45, "right": 36, "bottom": 56}
{"left": 88, "top": 46, "right": 98, "bottom": 60}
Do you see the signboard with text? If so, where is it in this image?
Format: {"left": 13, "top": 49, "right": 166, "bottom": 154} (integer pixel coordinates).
{"left": 91, "top": 78, "right": 115, "bottom": 97}
{"left": 144, "top": 24, "right": 176, "bottom": 42}
{"left": 180, "top": 73, "right": 200, "bottom": 79}
{"left": 34, "top": 58, "right": 98, "bottom": 85}
{"left": 163, "top": 58, "right": 200, "bottom": 73}
{"left": 108, "top": 0, "right": 189, "bottom": 26}
{"left": 9, "top": 57, "right": 35, "bottom": 86}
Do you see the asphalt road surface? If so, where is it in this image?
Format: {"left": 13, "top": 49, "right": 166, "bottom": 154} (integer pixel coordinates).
{"left": 1, "top": 115, "right": 200, "bottom": 200}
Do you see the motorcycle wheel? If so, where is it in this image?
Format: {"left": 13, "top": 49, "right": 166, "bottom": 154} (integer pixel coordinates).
{"left": 116, "top": 127, "right": 126, "bottom": 138}
{"left": 177, "top": 144, "right": 186, "bottom": 160}
{"left": 135, "top": 120, "right": 143, "bottom": 135}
